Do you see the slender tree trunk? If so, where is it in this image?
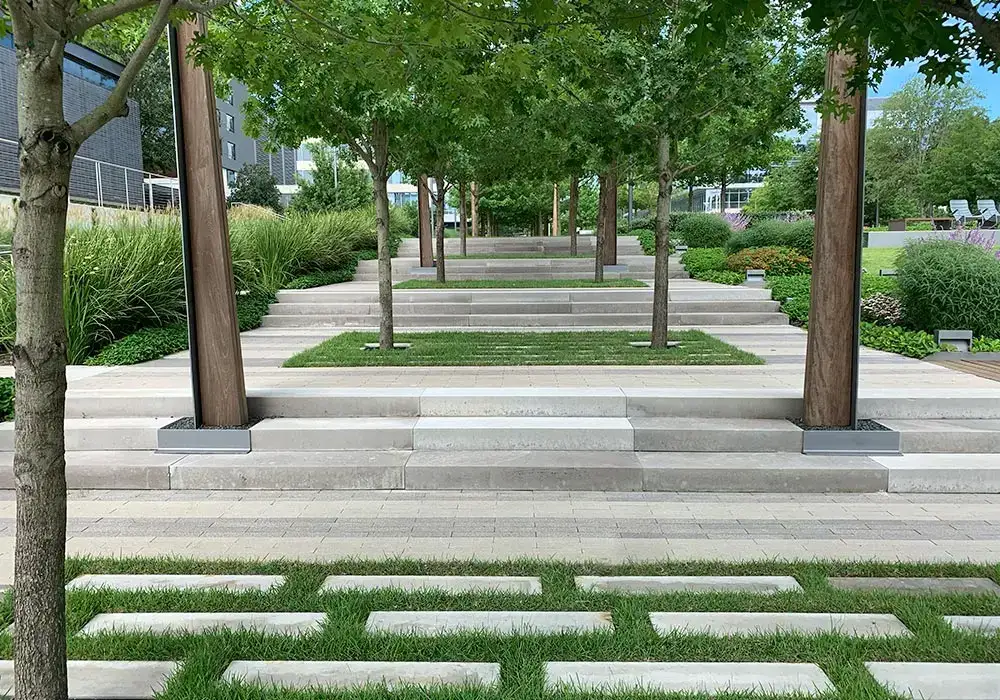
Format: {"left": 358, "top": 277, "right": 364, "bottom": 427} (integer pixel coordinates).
{"left": 652, "top": 134, "right": 673, "bottom": 348}
{"left": 603, "top": 161, "right": 618, "bottom": 265}
{"left": 434, "top": 178, "right": 446, "bottom": 283}
{"left": 719, "top": 171, "right": 728, "bottom": 214}
{"left": 595, "top": 172, "right": 606, "bottom": 282}
{"left": 470, "top": 182, "right": 479, "bottom": 237}
{"left": 417, "top": 174, "right": 432, "bottom": 267}
{"left": 369, "top": 121, "right": 395, "bottom": 349}
{"left": 568, "top": 175, "right": 579, "bottom": 256}
{"left": 552, "top": 183, "right": 560, "bottom": 237}
{"left": 13, "top": 38, "right": 72, "bottom": 700}
{"left": 804, "top": 50, "right": 865, "bottom": 427}
{"left": 688, "top": 183, "right": 694, "bottom": 211}
{"left": 459, "top": 181, "right": 468, "bottom": 256}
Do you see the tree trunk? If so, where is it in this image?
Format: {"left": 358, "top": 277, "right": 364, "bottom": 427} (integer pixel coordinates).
{"left": 470, "top": 182, "right": 479, "bottom": 237}
{"left": 595, "top": 172, "right": 606, "bottom": 282}
{"left": 417, "top": 174, "right": 432, "bottom": 267}
{"left": 537, "top": 210, "right": 544, "bottom": 237}
{"left": 652, "top": 134, "right": 673, "bottom": 348}
{"left": 459, "top": 181, "right": 468, "bottom": 256}
{"left": 434, "top": 179, "right": 446, "bottom": 283}
{"left": 803, "top": 50, "right": 865, "bottom": 427}
{"left": 370, "top": 121, "right": 395, "bottom": 350}
{"left": 603, "top": 161, "right": 618, "bottom": 266}
{"left": 688, "top": 183, "right": 694, "bottom": 211}
{"left": 719, "top": 171, "right": 728, "bottom": 214}
{"left": 13, "top": 37, "right": 73, "bottom": 700}
{"left": 552, "top": 183, "right": 560, "bottom": 237}
{"left": 568, "top": 175, "right": 579, "bottom": 256}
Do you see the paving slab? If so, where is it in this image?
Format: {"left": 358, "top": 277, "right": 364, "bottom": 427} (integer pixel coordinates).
{"left": 944, "top": 616, "right": 1000, "bottom": 633}
{"left": 545, "top": 662, "right": 833, "bottom": 694}
{"left": 418, "top": 388, "right": 626, "bottom": 417}
{"left": 65, "top": 574, "right": 285, "bottom": 592}
{"left": 866, "top": 662, "right": 1000, "bottom": 699}
{"left": 223, "top": 660, "right": 500, "bottom": 689}
{"left": 828, "top": 577, "right": 1000, "bottom": 594}
{"left": 631, "top": 417, "right": 803, "bottom": 452}
{"left": 650, "top": 612, "right": 911, "bottom": 637}
{"left": 78, "top": 612, "right": 325, "bottom": 636}
{"left": 320, "top": 575, "right": 542, "bottom": 594}
{"left": 412, "top": 417, "right": 634, "bottom": 451}
{"left": 251, "top": 418, "right": 415, "bottom": 450}
{"left": 0, "top": 660, "right": 179, "bottom": 698}
{"left": 877, "top": 453, "right": 1000, "bottom": 493}
{"left": 576, "top": 576, "right": 803, "bottom": 594}
{"left": 0, "top": 451, "right": 175, "bottom": 489}
{"left": 365, "top": 611, "right": 613, "bottom": 635}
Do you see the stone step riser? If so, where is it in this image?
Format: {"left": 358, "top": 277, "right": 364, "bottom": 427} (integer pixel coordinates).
{"left": 260, "top": 312, "right": 789, "bottom": 328}
{"left": 277, "top": 291, "right": 772, "bottom": 303}
{"left": 353, "top": 273, "right": 690, "bottom": 281}
{"left": 266, "top": 301, "right": 781, "bottom": 315}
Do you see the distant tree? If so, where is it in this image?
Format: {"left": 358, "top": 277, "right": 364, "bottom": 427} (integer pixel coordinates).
{"left": 290, "top": 144, "right": 373, "bottom": 214}
{"left": 923, "top": 114, "right": 1000, "bottom": 206}
{"left": 227, "top": 163, "right": 281, "bottom": 212}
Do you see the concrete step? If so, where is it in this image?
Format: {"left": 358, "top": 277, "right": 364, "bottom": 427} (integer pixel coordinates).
{"left": 881, "top": 419, "right": 1000, "bottom": 453}
{"left": 277, "top": 288, "right": 771, "bottom": 303}
{"left": 0, "top": 418, "right": 165, "bottom": 452}
{"left": 261, "top": 312, "right": 788, "bottom": 328}
{"left": 632, "top": 417, "right": 804, "bottom": 452}
{"left": 412, "top": 417, "right": 634, "bottom": 451}
{"left": 267, "top": 301, "right": 780, "bottom": 316}
{"left": 251, "top": 418, "right": 416, "bottom": 451}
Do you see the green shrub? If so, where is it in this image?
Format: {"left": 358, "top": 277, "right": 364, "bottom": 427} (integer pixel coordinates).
{"left": 286, "top": 257, "right": 360, "bottom": 289}
{"left": 680, "top": 248, "right": 728, "bottom": 276}
{"left": 726, "top": 247, "right": 811, "bottom": 277}
{"left": 0, "top": 377, "right": 12, "bottom": 422}
{"left": 699, "top": 270, "right": 744, "bottom": 285}
{"left": 861, "top": 275, "right": 899, "bottom": 297}
{"left": 634, "top": 228, "right": 655, "bottom": 255}
{"left": 972, "top": 337, "right": 1000, "bottom": 352}
{"left": 675, "top": 214, "right": 731, "bottom": 248}
{"left": 726, "top": 219, "right": 815, "bottom": 257}
{"left": 859, "top": 322, "right": 939, "bottom": 359}
{"left": 897, "top": 240, "right": 1000, "bottom": 337}
{"left": 767, "top": 275, "right": 812, "bottom": 323}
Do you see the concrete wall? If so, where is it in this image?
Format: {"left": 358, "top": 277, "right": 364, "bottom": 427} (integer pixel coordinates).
{"left": 867, "top": 230, "right": 954, "bottom": 248}
{"left": 0, "top": 42, "right": 143, "bottom": 207}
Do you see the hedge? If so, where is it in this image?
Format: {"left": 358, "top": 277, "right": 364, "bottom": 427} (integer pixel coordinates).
{"left": 675, "top": 214, "right": 731, "bottom": 248}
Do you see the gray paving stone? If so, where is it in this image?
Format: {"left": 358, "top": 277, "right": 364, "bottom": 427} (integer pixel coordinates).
{"left": 320, "top": 575, "right": 542, "bottom": 594}
{"left": 545, "top": 662, "right": 833, "bottom": 694}
{"left": 365, "top": 611, "right": 612, "bottom": 635}
{"left": 413, "top": 417, "right": 634, "bottom": 451}
{"left": 78, "top": 612, "right": 325, "bottom": 636}
{"left": 0, "top": 660, "right": 179, "bottom": 698}
{"left": 223, "top": 660, "right": 500, "bottom": 689}
{"left": 576, "top": 576, "right": 803, "bottom": 594}
{"left": 66, "top": 574, "right": 285, "bottom": 592}
{"left": 650, "top": 612, "right": 911, "bottom": 637}
{"left": 828, "top": 577, "right": 1000, "bottom": 594}
{"left": 944, "top": 616, "right": 1000, "bottom": 633}
{"left": 866, "top": 662, "right": 1000, "bottom": 699}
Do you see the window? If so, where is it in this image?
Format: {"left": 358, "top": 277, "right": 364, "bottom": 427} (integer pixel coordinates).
{"left": 224, "top": 93, "right": 234, "bottom": 106}
{"left": 225, "top": 142, "right": 236, "bottom": 160}
{"left": 225, "top": 114, "right": 235, "bottom": 133}
{"left": 216, "top": 109, "right": 221, "bottom": 127}
{"left": 223, "top": 168, "right": 237, "bottom": 185}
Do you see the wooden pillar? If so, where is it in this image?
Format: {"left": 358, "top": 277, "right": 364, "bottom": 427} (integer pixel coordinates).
{"left": 602, "top": 163, "right": 618, "bottom": 265}
{"left": 803, "top": 50, "right": 867, "bottom": 427}
{"left": 470, "top": 182, "right": 479, "bottom": 237}
{"left": 172, "top": 19, "right": 247, "bottom": 427}
{"left": 417, "top": 174, "right": 433, "bottom": 267}
{"left": 552, "top": 183, "right": 560, "bottom": 237}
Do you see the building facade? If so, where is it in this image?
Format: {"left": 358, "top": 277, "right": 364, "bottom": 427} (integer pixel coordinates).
{"left": 217, "top": 81, "right": 297, "bottom": 194}
{"left": 0, "top": 36, "right": 144, "bottom": 207}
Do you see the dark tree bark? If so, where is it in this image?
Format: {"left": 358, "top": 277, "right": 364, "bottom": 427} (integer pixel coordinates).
{"left": 568, "top": 175, "right": 579, "bottom": 256}
{"left": 470, "top": 182, "right": 479, "bottom": 237}
{"left": 652, "top": 134, "right": 674, "bottom": 348}
{"left": 803, "top": 50, "right": 865, "bottom": 427}
{"left": 688, "top": 183, "right": 694, "bottom": 211}
{"left": 433, "top": 177, "right": 447, "bottom": 283}
{"left": 595, "top": 172, "right": 607, "bottom": 282}
{"left": 718, "top": 171, "right": 728, "bottom": 215}
{"left": 369, "top": 121, "right": 395, "bottom": 349}
{"left": 602, "top": 161, "right": 618, "bottom": 266}
{"left": 458, "top": 181, "right": 468, "bottom": 256}
{"left": 417, "top": 174, "right": 433, "bottom": 267}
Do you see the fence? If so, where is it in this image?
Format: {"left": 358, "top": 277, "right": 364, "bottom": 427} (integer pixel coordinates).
{"left": 0, "top": 136, "right": 179, "bottom": 211}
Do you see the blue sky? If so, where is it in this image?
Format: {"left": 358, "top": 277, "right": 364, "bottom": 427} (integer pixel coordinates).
{"left": 878, "top": 61, "right": 1000, "bottom": 116}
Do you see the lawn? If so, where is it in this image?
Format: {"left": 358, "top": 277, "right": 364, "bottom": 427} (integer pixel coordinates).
{"left": 283, "top": 330, "right": 763, "bottom": 367}
{"left": 394, "top": 279, "right": 647, "bottom": 289}
{"left": 13, "top": 556, "right": 1000, "bottom": 699}
{"left": 861, "top": 247, "right": 902, "bottom": 272}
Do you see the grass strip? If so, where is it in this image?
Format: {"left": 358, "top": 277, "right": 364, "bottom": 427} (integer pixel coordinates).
{"left": 283, "top": 330, "right": 763, "bottom": 367}
{"left": 2, "top": 558, "right": 999, "bottom": 699}
{"left": 394, "top": 279, "right": 647, "bottom": 289}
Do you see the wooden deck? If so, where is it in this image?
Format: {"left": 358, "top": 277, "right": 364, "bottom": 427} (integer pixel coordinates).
{"left": 929, "top": 358, "right": 1000, "bottom": 383}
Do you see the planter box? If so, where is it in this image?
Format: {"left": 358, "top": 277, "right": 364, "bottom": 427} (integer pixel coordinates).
{"left": 800, "top": 420, "right": 901, "bottom": 456}
{"left": 157, "top": 417, "right": 252, "bottom": 454}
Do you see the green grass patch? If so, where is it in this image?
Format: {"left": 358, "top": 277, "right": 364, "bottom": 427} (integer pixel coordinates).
{"left": 861, "top": 248, "right": 903, "bottom": 272}
{"left": 394, "top": 279, "right": 647, "bottom": 289}
{"left": 283, "top": 330, "right": 763, "bottom": 367}
{"left": 6, "top": 557, "right": 1000, "bottom": 699}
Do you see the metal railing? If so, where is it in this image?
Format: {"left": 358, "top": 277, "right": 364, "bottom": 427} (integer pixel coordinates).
{"left": 0, "top": 136, "right": 179, "bottom": 210}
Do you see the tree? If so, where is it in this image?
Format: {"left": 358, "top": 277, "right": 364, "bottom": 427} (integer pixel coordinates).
{"left": 290, "top": 144, "right": 374, "bottom": 214}
{"left": 227, "top": 163, "right": 281, "bottom": 211}
{"left": 745, "top": 139, "right": 820, "bottom": 212}
{"left": 922, "top": 113, "right": 1000, "bottom": 205}
{"left": 5, "top": 0, "right": 231, "bottom": 696}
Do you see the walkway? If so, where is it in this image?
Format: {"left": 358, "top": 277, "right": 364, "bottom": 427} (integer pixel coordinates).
{"left": 1, "top": 490, "right": 999, "bottom": 583}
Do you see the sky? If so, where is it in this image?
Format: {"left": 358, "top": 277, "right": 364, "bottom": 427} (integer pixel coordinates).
{"left": 878, "top": 61, "right": 1000, "bottom": 116}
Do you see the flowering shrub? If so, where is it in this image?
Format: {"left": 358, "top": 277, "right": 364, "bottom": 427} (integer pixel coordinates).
{"left": 949, "top": 223, "right": 1000, "bottom": 259}
{"left": 725, "top": 246, "right": 811, "bottom": 277}
{"left": 860, "top": 292, "right": 903, "bottom": 326}
{"left": 723, "top": 211, "right": 751, "bottom": 232}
